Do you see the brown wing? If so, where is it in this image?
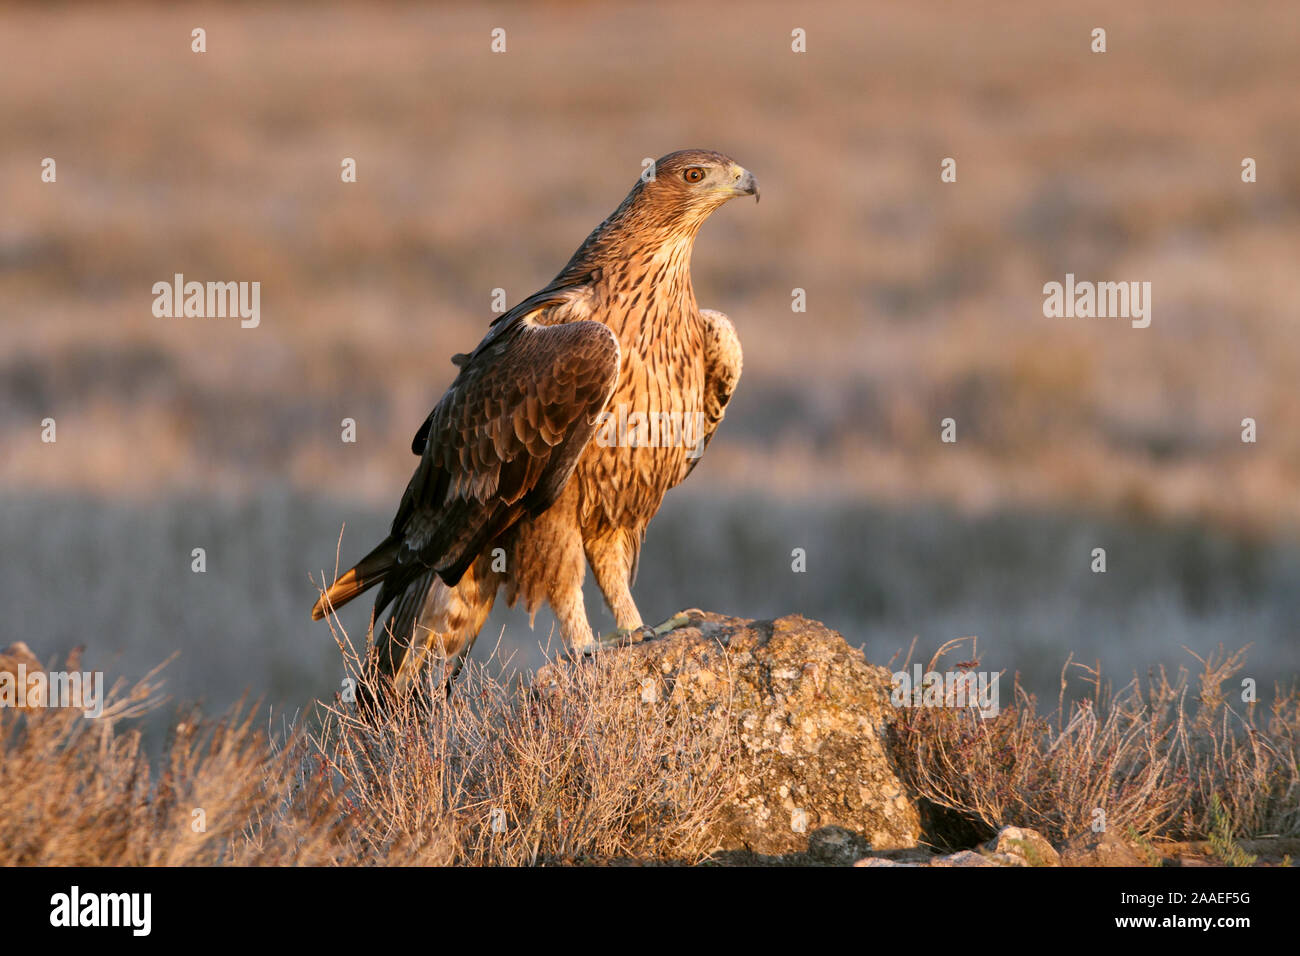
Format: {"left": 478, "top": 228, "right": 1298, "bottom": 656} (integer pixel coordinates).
{"left": 372, "top": 285, "right": 619, "bottom": 616}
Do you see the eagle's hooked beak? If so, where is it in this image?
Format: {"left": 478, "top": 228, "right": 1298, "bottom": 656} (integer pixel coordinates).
{"left": 729, "top": 166, "right": 760, "bottom": 203}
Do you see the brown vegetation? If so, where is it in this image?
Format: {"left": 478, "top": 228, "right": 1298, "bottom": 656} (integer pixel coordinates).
{"left": 2, "top": 628, "right": 1294, "bottom": 865}
{"left": 890, "top": 638, "right": 1300, "bottom": 851}
{"left": 0, "top": 635, "right": 736, "bottom": 865}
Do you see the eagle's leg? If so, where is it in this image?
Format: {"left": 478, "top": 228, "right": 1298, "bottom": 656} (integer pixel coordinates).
{"left": 552, "top": 583, "right": 596, "bottom": 654}
{"left": 586, "top": 528, "right": 643, "bottom": 623}
{"left": 579, "top": 529, "right": 695, "bottom": 652}
{"left": 576, "top": 527, "right": 648, "bottom": 652}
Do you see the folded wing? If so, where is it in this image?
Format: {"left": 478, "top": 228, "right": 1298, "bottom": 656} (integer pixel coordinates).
{"left": 310, "top": 282, "right": 619, "bottom": 623}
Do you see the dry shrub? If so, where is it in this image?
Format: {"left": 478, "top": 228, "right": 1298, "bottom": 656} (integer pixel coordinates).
{"left": 0, "top": 628, "right": 737, "bottom": 866}
{"left": 0, "top": 649, "right": 348, "bottom": 865}
{"left": 11, "top": 624, "right": 1292, "bottom": 864}
{"left": 891, "top": 639, "right": 1300, "bottom": 847}
{"left": 308, "top": 624, "right": 738, "bottom": 865}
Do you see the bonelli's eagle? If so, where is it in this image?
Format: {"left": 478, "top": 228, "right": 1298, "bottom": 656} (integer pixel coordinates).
{"left": 312, "top": 149, "right": 758, "bottom": 696}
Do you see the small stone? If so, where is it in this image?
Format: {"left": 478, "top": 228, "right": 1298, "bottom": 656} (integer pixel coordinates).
{"left": 1059, "top": 829, "right": 1148, "bottom": 867}
{"left": 989, "top": 826, "right": 1061, "bottom": 867}
{"left": 932, "top": 850, "right": 998, "bottom": 867}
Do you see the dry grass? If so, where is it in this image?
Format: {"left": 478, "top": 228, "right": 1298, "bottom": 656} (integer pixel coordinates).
{"left": 304, "top": 618, "right": 739, "bottom": 865}
{"left": 0, "top": 649, "right": 349, "bottom": 865}
{"left": 891, "top": 638, "right": 1300, "bottom": 849}
{"left": 3, "top": 632, "right": 1294, "bottom": 863}
{"left": 0, "top": 630, "right": 738, "bottom": 866}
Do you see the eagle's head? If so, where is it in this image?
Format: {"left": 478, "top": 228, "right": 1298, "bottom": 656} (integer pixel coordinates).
{"left": 644, "top": 149, "right": 760, "bottom": 214}
{"left": 562, "top": 148, "right": 758, "bottom": 273}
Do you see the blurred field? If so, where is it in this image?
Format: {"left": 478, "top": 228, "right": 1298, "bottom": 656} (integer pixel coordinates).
{"left": 4, "top": 488, "right": 1297, "bottom": 718}
{"left": 1, "top": 1, "right": 1298, "bottom": 716}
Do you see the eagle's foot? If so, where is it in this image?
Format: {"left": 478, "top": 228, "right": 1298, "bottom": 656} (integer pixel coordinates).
{"left": 571, "top": 615, "right": 694, "bottom": 658}
{"left": 591, "top": 614, "right": 690, "bottom": 651}
{"left": 584, "top": 625, "right": 655, "bottom": 653}
{"left": 650, "top": 613, "right": 691, "bottom": 635}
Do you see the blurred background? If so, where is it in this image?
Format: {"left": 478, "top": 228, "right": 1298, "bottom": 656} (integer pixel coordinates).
{"left": 1, "top": 1, "right": 1297, "bottom": 720}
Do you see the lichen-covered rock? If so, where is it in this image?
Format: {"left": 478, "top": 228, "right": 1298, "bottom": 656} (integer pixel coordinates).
{"left": 542, "top": 609, "right": 921, "bottom": 856}
{"left": 1059, "top": 829, "right": 1148, "bottom": 867}
{"left": 855, "top": 827, "right": 1063, "bottom": 867}
{"left": 930, "top": 849, "right": 999, "bottom": 867}
{"left": 854, "top": 856, "right": 922, "bottom": 867}
{"left": 988, "top": 826, "right": 1061, "bottom": 867}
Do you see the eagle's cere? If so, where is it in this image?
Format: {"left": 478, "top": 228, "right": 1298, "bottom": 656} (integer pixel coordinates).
{"left": 311, "top": 149, "right": 757, "bottom": 697}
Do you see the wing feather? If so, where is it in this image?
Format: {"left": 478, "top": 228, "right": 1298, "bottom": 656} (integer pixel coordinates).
{"left": 681, "top": 307, "right": 743, "bottom": 481}
{"left": 376, "top": 284, "right": 619, "bottom": 612}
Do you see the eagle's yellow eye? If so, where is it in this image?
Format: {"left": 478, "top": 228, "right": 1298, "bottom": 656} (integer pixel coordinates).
{"left": 683, "top": 167, "right": 705, "bottom": 184}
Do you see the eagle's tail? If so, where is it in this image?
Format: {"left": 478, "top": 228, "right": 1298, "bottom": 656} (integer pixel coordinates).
{"left": 376, "top": 557, "right": 500, "bottom": 696}
{"left": 311, "top": 535, "right": 402, "bottom": 621}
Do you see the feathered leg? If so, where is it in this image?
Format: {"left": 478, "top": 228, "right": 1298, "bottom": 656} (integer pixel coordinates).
{"left": 507, "top": 486, "right": 596, "bottom": 653}
{"left": 585, "top": 526, "right": 643, "bottom": 631}
{"left": 585, "top": 526, "right": 688, "bottom": 648}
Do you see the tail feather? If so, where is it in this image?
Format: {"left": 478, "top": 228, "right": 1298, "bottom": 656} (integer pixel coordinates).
{"left": 311, "top": 536, "right": 402, "bottom": 621}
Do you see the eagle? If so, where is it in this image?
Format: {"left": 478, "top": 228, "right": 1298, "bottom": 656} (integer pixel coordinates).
{"left": 311, "top": 148, "right": 757, "bottom": 697}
